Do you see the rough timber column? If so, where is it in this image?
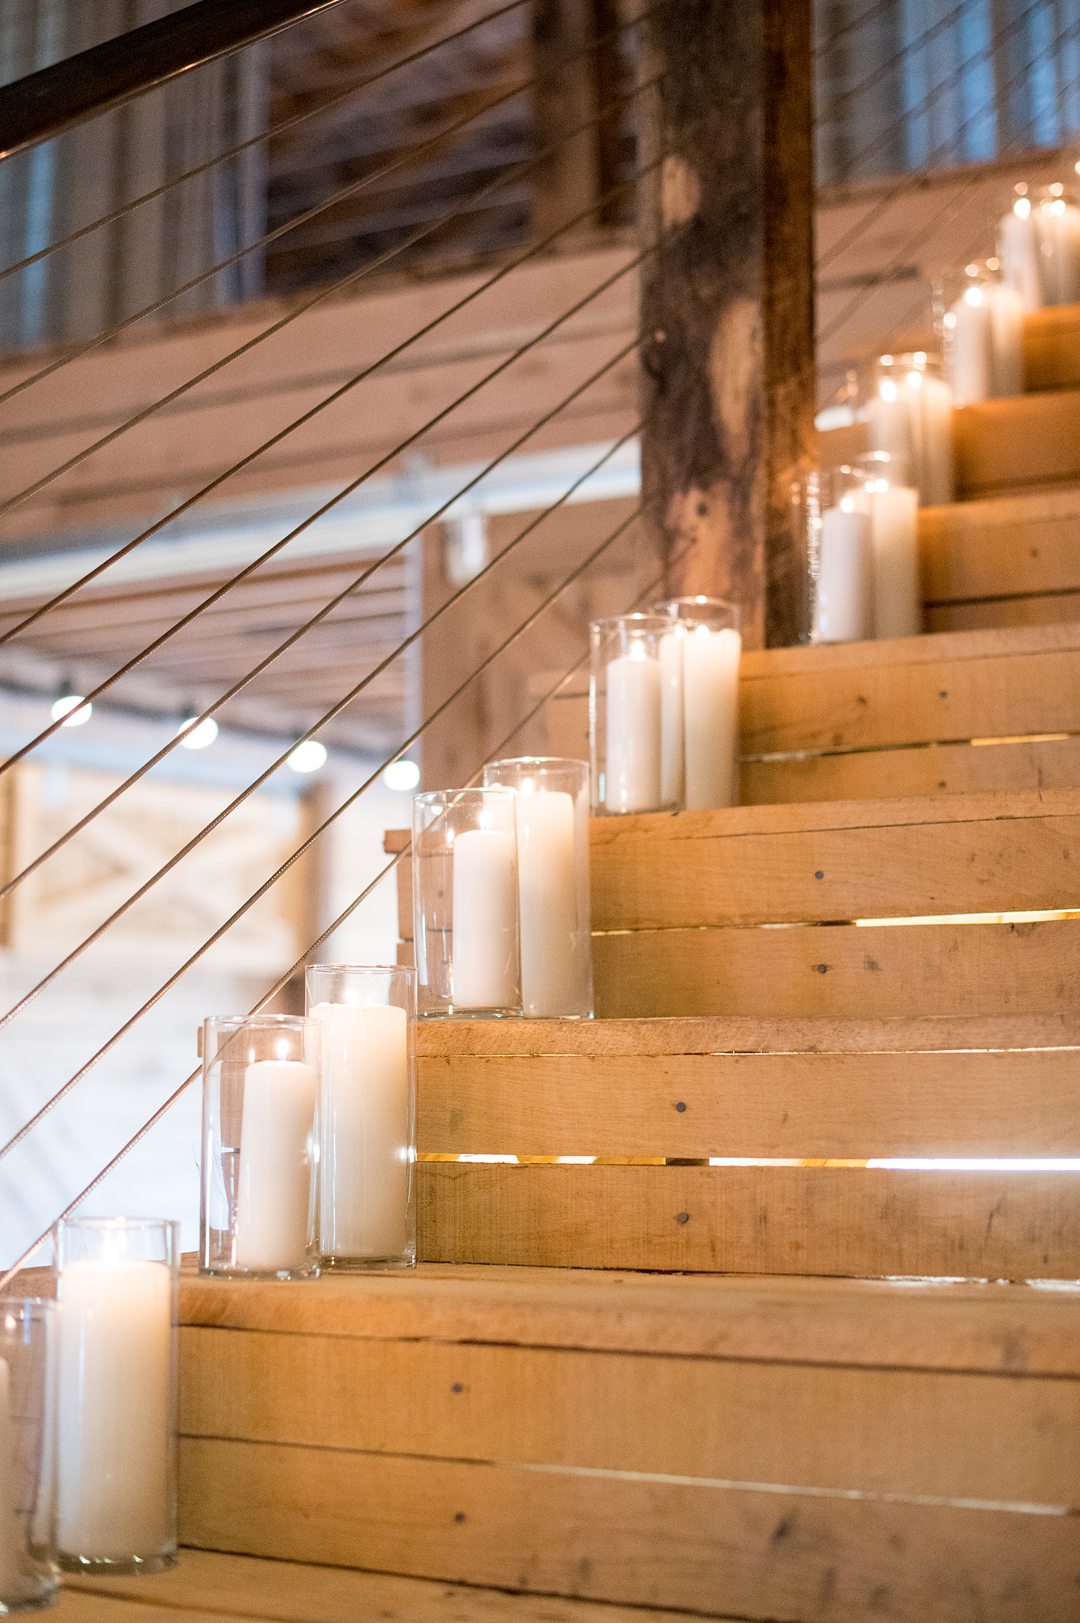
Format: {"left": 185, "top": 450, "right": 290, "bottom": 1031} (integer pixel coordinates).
{"left": 637, "top": 0, "right": 815, "bottom": 648}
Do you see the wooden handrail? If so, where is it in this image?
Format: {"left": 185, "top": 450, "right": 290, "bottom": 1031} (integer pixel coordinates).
{"left": 0, "top": 0, "right": 352, "bottom": 159}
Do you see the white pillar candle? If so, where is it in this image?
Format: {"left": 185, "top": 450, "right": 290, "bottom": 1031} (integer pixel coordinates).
{"left": 947, "top": 287, "right": 994, "bottom": 406}
{"left": 917, "top": 372, "right": 955, "bottom": 506}
{"left": 604, "top": 646, "right": 662, "bottom": 812}
{"left": 681, "top": 625, "right": 741, "bottom": 809}
{"left": 313, "top": 1001, "right": 409, "bottom": 1261}
{"left": 452, "top": 825, "right": 518, "bottom": 1009}
{"left": 999, "top": 203, "right": 1043, "bottom": 310}
{"left": 857, "top": 482, "right": 921, "bottom": 639}
{"left": 867, "top": 370, "right": 954, "bottom": 505}
{"left": 514, "top": 785, "right": 586, "bottom": 1017}
{"left": 57, "top": 1258, "right": 172, "bottom": 1561}
{"left": 0, "top": 1358, "right": 19, "bottom": 1596}
{"left": 658, "top": 630, "right": 685, "bottom": 808}
{"left": 233, "top": 1058, "right": 318, "bottom": 1272}
{"left": 865, "top": 382, "right": 915, "bottom": 484}
{"left": 814, "top": 507, "right": 873, "bottom": 643}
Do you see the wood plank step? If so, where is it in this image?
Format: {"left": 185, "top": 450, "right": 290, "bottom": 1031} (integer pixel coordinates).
{"left": 920, "top": 482, "right": 1080, "bottom": 632}
{"left": 954, "top": 389, "right": 1080, "bottom": 498}
{"left": 534, "top": 622, "right": 1080, "bottom": 803}
{"left": 60, "top": 1548, "right": 706, "bottom": 1622}
{"left": 172, "top": 1267, "right": 1080, "bottom": 1623}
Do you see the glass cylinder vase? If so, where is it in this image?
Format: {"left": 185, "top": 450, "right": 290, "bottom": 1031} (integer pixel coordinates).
{"left": 306, "top": 965, "right": 417, "bottom": 1270}
{"left": 934, "top": 259, "right": 1024, "bottom": 405}
{"left": 200, "top": 1014, "right": 320, "bottom": 1281}
{"left": 55, "top": 1216, "right": 179, "bottom": 1575}
{"left": 0, "top": 1300, "right": 57, "bottom": 1615}
{"left": 411, "top": 787, "right": 520, "bottom": 1018}
{"left": 998, "top": 184, "right": 1080, "bottom": 310}
{"left": 860, "top": 351, "right": 954, "bottom": 506}
{"left": 482, "top": 758, "right": 593, "bottom": 1018}
{"left": 650, "top": 598, "right": 741, "bottom": 810}
{"left": 589, "top": 614, "right": 674, "bottom": 815}
{"left": 802, "top": 464, "right": 874, "bottom": 645}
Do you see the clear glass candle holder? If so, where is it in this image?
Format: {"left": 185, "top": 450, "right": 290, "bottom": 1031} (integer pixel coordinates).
{"left": 589, "top": 614, "right": 674, "bottom": 815}
{"left": 0, "top": 1300, "right": 58, "bottom": 1614}
{"left": 933, "top": 259, "right": 1024, "bottom": 406}
{"left": 200, "top": 1015, "right": 320, "bottom": 1281}
{"left": 482, "top": 758, "right": 593, "bottom": 1019}
{"left": 305, "top": 965, "right": 417, "bottom": 1271}
{"left": 55, "top": 1217, "right": 179, "bottom": 1575}
{"left": 998, "top": 183, "right": 1080, "bottom": 310}
{"left": 650, "top": 599, "right": 741, "bottom": 810}
{"left": 859, "top": 350, "right": 954, "bottom": 507}
{"left": 412, "top": 787, "right": 521, "bottom": 1018}
{"left": 800, "top": 464, "right": 874, "bottom": 645}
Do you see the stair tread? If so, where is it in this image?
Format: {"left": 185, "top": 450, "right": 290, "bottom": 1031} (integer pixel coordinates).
{"left": 59, "top": 1549, "right": 707, "bottom": 1623}
{"left": 180, "top": 1264, "right": 1080, "bottom": 1376}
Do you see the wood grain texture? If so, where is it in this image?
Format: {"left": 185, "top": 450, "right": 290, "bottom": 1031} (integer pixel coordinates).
{"left": 1024, "top": 302, "right": 1080, "bottom": 391}
{"left": 61, "top": 1547, "right": 705, "bottom": 1623}
{"left": 920, "top": 484, "right": 1080, "bottom": 603}
{"left": 954, "top": 389, "right": 1080, "bottom": 498}
{"left": 741, "top": 735, "right": 1080, "bottom": 802}
{"left": 179, "top": 1438, "right": 1080, "bottom": 1622}
{"left": 926, "top": 593, "right": 1080, "bottom": 632}
{"left": 593, "top": 917, "right": 1080, "bottom": 1019}
{"left": 418, "top": 1162, "right": 1080, "bottom": 1278}
{"left": 180, "top": 1325, "right": 1080, "bottom": 1504}
{"left": 418, "top": 1045, "right": 1080, "bottom": 1158}
{"left": 588, "top": 790, "right": 1080, "bottom": 928}
{"left": 637, "top": 0, "right": 815, "bottom": 646}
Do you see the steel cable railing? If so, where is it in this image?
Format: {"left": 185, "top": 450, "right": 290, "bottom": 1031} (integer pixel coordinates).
{"left": 0, "top": 144, "right": 660, "bottom": 766}
{"left": 0, "top": 0, "right": 533, "bottom": 290}
{"left": 0, "top": 520, "right": 691, "bottom": 1291}
{"left": 0, "top": 0, "right": 651, "bottom": 411}
{"left": 0, "top": 84, "right": 656, "bottom": 666}
{"left": 817, "top": 0, "right": 1079, "bottom": 273}
{"left": 816, "top": 15, "right": 1080, "bottom": 349}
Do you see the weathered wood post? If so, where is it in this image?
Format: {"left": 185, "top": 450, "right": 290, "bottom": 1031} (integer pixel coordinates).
{"left": 637, "top": 0, "right": 816, "bottom": 647}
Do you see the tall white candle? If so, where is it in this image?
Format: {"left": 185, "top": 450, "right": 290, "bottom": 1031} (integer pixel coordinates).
{"left": 57, "top": 1258, "right": 172, "bottom": 1561}
{"left": 314, "top": 1001, "right": 409, "bottom": 1260}
{"left": 814, "top": 507, "right": 873, "bottom": 643}
{"left": 514, "top": 785, "right": 581, "bottom": 1017}
{"left": 947, "top": 286, "right": 994, "bottom": 406}
{"left": 681, "top": 625, "right": 741, "bottom": 809}
{"left": 999, "top": 195, "right": 1080, "bottom": 308}
{"left": 452, "top": 825, "right": 518, "bottom": 1008}
{"left": 234, "top": 1057, "right": 318, "bottom": 1272}
{"left": 605, "top": 645, "right": 662, "bottom": 812}
{"left": 658, "top": 631, "right": 684, "bottom": 808}
{"left": 854, "top": 481, "right": 920, "bottom": 639}
{"left": 999, "top": 201, "right": 1043, "bottom": 310}
{"left": 867, "top": 368, "right": 954, "bottom": 505}
{"left": 918, "top": 372, "right": 954, "bottom": 506}
{"left": 0, "top": 1358, "right": 19, "bottom": 1596}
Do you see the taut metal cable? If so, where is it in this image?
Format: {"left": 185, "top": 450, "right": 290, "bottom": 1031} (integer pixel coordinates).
{"left": 0, "top": 154, "right": 664, "bottom": 781}
{"left": 0, "top": 0, "right": 532, "bottom": 287}
{"left": 812, "top": 0, "right": 894, "bottom": 60}
{"left": 0, "top": 76, "right": 661, "bottom": 660}
{"left": 0, "top": 494, "right": 650, "bottom": 1172}
{"left": 817, "top": 4, "right": 1079, "bottom": 274}
{"left": 0, "top": 1, "right": 662, "bottom": 410}
{"left": 0, "top": 381, "right": 640, "bottom": 911}
{"left": 817, "top": 20, "right": 1080, "bottom": 345}
{"left": 820, "top": 0, "right": 971, "bottom": 125}
{"left": 0, "top": 323, "right": 646, "bottom": 1022}
{"left": 0, "top": 522, "right": 691, "bottom": 1292}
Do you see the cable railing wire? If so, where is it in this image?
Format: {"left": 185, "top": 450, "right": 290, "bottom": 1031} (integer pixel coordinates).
{"left": 816, "top": 16, "right": 1080, "bottom": 342}
{"left": 819, "top": 0, "right": 972, "bottom": 124}
{"left": 0, "top": 519, "right": 690, "bottom": 1293}
{"left": 0, "top": 148, "right": 664, "bottom": 774}
{"left": 0, "top": 357, "right": 641, "bottom": 912}
{"left": 0, "top": 0, "right": 533, "bottom": 288}
{"left": 811, "top": 0, "right": 895, "bottom": 59}
{"left": 817, "top": 0, "right": 1073, "bottom": 275}
{"left": 0, "top": 315, "right": 648, "bottom": 1026}
{"left": 0, "top": 490, "right": 650, "bottom": 1172}
{"left": 0, "top": 0, "right": 664, "bottom": 411}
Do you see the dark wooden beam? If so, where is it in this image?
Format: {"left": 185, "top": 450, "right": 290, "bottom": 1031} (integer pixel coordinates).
{"left": 637, "top": 0, "right": 815, "bottom": 648}
{"left": 530, "top": 0, "right": 624, "bottom": 240}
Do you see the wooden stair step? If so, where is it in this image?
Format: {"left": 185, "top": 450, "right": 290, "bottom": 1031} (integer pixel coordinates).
{"left": 533, "top": 622, "right": 1080, "bottom": 803}
{"left": 954, "top": 388, "right": 1080, "bottom": 498}
{"left": 1023, "top": 299, "right": 1080, "bottom": 392}
{"left": 171, "top": 1266, "right": 1080, "bottom": 1623}
{"left": 59, "top": 1548, "right": 706, "bottom": 1622}
{"left": 415, "top": 1015, "right": 1079, "bottom": 1278}
{"left": 921, "top": 481, "right": 1080, "bottom": 632}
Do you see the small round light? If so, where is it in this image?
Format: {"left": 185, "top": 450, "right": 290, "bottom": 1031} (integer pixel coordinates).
{"left": 51, "top": 693, "right": 91, "bottom": 727}
{"left": 382, "top": 759, "right": 421, "bottom": 792}
{"left": 286, "top": 739, "right": 328, "bottom": 774}
{"left": 177, "top": 714, "right": 218, "bottom": 750}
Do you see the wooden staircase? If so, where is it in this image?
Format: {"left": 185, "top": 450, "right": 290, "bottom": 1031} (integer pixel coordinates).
{"left": 57, "top": 309, "right": 1080, "bottom": 1623}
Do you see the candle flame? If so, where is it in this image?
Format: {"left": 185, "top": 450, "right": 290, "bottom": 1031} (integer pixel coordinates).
{"left": 905, "top": 370, "right": 923, "bottom": 390}
{"left": 879, "top": 378, "right": 898, "bottom": 402}
{"left": 1013, "top": 195, "right": 1032, "bottom": 219}
{"left": 963, "top": 284, "right": 983, "bottom": 307}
